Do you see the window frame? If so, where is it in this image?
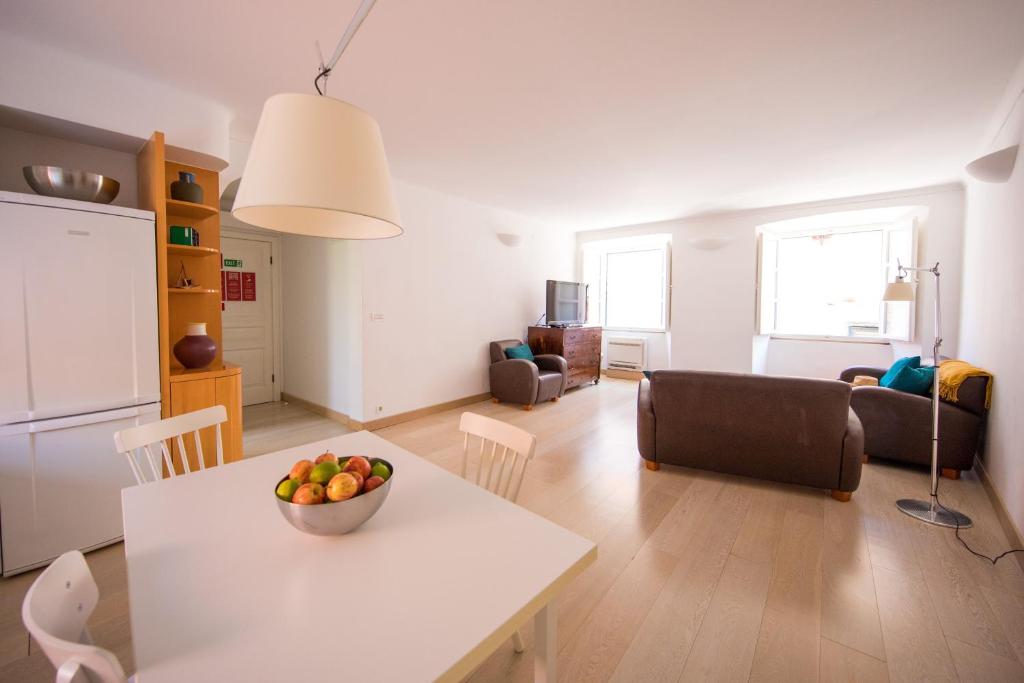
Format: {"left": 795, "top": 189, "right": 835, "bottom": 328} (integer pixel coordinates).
{"left": 755, "top": 219, "right": 917, "bottom": 343}
{"left": 581, "top": 237, "right": 672, "bottom": 333}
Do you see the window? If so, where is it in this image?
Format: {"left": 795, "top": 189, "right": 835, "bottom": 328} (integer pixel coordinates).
{"left": 758, "top": 219, "right": 915, "bottom": 340}
{"left": 581, "top": 235, "right": 671, "bottom": 331}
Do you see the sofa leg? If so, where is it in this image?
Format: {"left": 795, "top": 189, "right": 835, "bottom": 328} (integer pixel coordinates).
{"left": 523, "top": 404, "right": 533, "bottom": 411}
{"left": 941, "top": 468, "right": 961, "bottom": 480}
{"left": 552, "top": 396, "right": 559, "bottom": 402}
{"left": 491, "top": 397, "right": 500, "bottom": 403}
{"left": 644, "top": 460, "right": 660, "bottom": 471}
{"left": 862, "top": 454, "right": 870, "bottom": 464}
{"left": 831, "top": 489, "right": 852, "bottom": 502}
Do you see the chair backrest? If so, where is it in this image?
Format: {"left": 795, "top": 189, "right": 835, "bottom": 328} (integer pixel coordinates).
{"left": 459, "top": 412, "right": 537, "bottom": 502}
{"left": 490, "top": 340, "right": 524, "bottom": 364}
{"left": 113, "top": 405, "right": 227, "bottom": 484}
{"left": 22, "top": 551, "right": 128, "bottom": 683}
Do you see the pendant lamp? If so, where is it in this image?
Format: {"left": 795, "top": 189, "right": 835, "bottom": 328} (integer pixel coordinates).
{"left": 232, "top": 0, "right": 402, "bottom": 239}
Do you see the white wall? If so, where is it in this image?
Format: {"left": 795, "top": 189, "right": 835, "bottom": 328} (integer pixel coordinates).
{"left": 0, "top": 30, "right": 231, "bottom": 167}
{"left": 0, "top": 126, "right": 139, "bottom": 208}
{"left": 280, "top": 236, "right": 364, "bottom": 419}
{"left": 958, "top": 58, "right": 1024, "bottom": 535}
{"left": 360, "top": 180, "right": 574, "bottom": 419}
{"left": 280, "top": 179, "right": 575, "bottom": 422}
{"left": 577, "top": 184, "right": 965, "bottom": 379}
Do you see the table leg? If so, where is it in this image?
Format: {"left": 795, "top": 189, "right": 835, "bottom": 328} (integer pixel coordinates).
{"left": 534, "top": 602, "right": 556, "bottom": 682}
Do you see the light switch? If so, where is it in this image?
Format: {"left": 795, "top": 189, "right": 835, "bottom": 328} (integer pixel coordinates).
{"left": 370, "top": 312, "right": 385, "bottom": 321}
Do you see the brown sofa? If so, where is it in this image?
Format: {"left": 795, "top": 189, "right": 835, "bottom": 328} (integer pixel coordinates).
{"left": 839, "top": 366, "right": 989, "bottom": 478}
{"left": 637, "top": 370, "right": 864, "bottom": 500}
{"left": 489, "top": 340, "right": 567, "bottom": 410}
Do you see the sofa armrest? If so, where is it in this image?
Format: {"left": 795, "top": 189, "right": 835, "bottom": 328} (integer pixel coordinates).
{"left": 839, "top": 366, "right": 887, "bottom": 383}
{"left": 489, "top": 359, "right": 539, "bottom": 405}
{"left": 637, "top": 378, "right": 656, "bottom": 462}
{"left": 534, "top": 354, "right": 568, "bottom": 395}
{"left": 839, "top": 408, "right": 864, "bottom": 492}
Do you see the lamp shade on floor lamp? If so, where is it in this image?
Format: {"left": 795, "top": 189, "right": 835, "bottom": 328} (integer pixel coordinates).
{"left": 882, "top": 279, "right": 915, "bottom": 302}
{"left": 233, "top": 93, "right": 402, "bottom": 239}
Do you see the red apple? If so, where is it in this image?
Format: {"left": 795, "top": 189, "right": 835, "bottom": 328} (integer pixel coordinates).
{"left": 315, "top": 451, "right": 338, "bottom": 465}
{"left": 342, "top": 455, "right": 372, "bottom": 480}
{"left": 292, "top": 482, "right": 325, "bottom": 505}
{"left": 346, "top": 470, "right": 364, "bottom": 492}
{"left": 364, "top": 475, "right": 386, "bottom": 493}
{"left": 288, "top": 459, "right": 314, "bottom": 483}
{"left": 326, "top": 473, "right": 359, "bottom": 502}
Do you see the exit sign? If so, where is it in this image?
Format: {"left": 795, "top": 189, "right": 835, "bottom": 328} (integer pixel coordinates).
{"left": 223, "top": 258, "right": 243, "bottom": 268}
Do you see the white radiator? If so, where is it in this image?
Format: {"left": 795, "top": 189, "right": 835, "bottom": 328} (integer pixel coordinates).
{"left": 606, "top": 336, "right": 646, "bottom": 371}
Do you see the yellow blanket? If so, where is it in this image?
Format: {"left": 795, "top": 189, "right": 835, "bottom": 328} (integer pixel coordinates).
{"left": 938, "top": 359, "right": 993, "bottom": 408}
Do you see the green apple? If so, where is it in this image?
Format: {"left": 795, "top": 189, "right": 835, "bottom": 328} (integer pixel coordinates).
{"left": 370, "top": 461, "right": 391, "bottom": 481}
{"left": 309, "top": 461, "right": 341, "bottom": 485}
{"left": 275, "top": 478, "right": 302, "bottom": 502}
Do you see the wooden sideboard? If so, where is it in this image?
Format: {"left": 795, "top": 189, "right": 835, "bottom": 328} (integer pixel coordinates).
{"left": 528, "top": 326, "right": 602, "bottom": 389}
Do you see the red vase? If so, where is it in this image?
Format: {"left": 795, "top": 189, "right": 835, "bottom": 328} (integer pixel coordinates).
{"left": 173, "top": 322, "right": 216, "bottom": 369}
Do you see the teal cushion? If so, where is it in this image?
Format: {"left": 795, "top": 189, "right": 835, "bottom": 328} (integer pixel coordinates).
{"left": 880, "top": 356, "right": 919, "bottom": 387}
{"left": 642, "top": 370, "right": 653, "bottom": 380}
{"left": 886, "top": 364, "right": 935, "bottom": 396}
{"left": 504, "top": 344, "right": 535, "bottom": 361}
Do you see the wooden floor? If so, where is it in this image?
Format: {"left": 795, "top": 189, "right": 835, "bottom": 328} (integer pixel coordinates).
{"left": 3, "top": 378, "right": 1024, "bottom": 682}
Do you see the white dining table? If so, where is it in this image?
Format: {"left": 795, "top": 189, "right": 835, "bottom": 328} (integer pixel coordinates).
{"left": 122, "top": 430, "right": 596, "bottom": 682}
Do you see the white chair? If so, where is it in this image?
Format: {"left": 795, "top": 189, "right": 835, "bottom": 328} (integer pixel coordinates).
{"left": 459, "top": 412, "right": 538, "bottom": 503}
{"left": 458, "top": 412, "right": 538, "bottom": 654}
{"left": 113, "top": 405, "right": 227, "bottom": 484}
{"left": 22, "top": 550, "right": 131, "bottom": 683}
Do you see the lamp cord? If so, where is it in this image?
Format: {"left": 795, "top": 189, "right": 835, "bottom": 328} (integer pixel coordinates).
{"left": 933, "top": 483, "right": 1024, "bottom": 565}
{"left": 314, "top": 67, "right": 331, "bottom": 96}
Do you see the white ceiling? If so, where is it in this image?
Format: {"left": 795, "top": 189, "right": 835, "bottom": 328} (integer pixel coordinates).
{"left": 4, "top": 1, "right": 1024, "bottom": 230}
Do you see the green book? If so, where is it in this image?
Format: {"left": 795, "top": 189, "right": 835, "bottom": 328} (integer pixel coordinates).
{"left": 169, "top": 225, "right": 194, "bottom": 246}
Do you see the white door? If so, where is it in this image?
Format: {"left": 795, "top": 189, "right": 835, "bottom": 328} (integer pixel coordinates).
{"left": 221, "top": 236, "right": 275, "bottom": 406}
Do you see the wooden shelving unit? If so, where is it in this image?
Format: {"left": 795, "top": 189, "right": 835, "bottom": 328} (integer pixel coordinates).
{"left": 168, "top": 244, "right": 220, "bottom": 257}
{"left": 137, "top": 131, "right": 243, "bottom": 470}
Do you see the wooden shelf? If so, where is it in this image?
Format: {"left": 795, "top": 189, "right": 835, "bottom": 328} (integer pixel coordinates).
{"left": 166, "top": 199, "right": 218, "bottom": 219}
{"left": 168, "top": 244, "right": 220, "bottom": 257}
{"left": 168, "top": 287, "right": 219, "bottom": 295}
{"left": 169, "top": 362, "right": 241, "bottom": 383}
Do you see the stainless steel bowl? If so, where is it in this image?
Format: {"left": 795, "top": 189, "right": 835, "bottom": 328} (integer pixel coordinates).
{"left": 275, "top": 458, "right": 394, "bottom": 535}
{"left": 23, "top": 165, "right": 120, "bottom": 204}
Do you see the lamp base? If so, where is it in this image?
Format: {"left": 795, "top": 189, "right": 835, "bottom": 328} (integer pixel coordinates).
{"left": 896, "top": 499, "right": 972, "bottom": 528}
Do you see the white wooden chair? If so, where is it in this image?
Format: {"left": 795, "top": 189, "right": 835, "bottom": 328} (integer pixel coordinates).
{"left": 22, "top": 550, "right": 132, "bottom": 683}
{"left": 113, "top": 405, "right": 227, "bottom": 484}
{"left": 458, "top": 412, "right": 538, "bottom": 654}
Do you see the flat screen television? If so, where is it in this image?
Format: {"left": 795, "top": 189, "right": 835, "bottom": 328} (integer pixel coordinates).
{"left": 546, "top": 280, "right": 588, "bottom": 326}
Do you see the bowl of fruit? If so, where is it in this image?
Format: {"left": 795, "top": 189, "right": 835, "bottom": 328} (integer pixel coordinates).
{"left": 274, "top": 452, "right": 394, "bottom": 535}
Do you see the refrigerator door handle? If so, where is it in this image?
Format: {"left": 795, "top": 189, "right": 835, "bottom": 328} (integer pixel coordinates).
{"left": 0, "top": 403, "right": 161, "bottom": 437}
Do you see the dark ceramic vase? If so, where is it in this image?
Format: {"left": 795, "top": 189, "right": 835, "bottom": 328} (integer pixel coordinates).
{"left": 170, "top": 171, "right": 204, "bottom": 204}
{"left": 173, "top": 322, "right": 217, "bottom": 369}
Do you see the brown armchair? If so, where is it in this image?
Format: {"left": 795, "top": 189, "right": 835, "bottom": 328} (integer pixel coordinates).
{"left": 489, "top": 340, "right": 567, "bottom": 410}
{"left": 839, "top": 366, "right": 990, "bottom": 478}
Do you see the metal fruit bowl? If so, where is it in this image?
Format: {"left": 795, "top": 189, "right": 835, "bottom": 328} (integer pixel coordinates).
{"left": 23, "top": 165, "right": 120, "bottom": 204}
{"left": 275, "top": 458, "right": 394, "bottom": 536}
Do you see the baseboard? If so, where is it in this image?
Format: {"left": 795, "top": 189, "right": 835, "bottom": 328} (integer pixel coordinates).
{"left": 279, "top": 391, "right": 493, "bottom": 433}
{"left": 974, "top": 455, "right": 1024, "bottom": 572}
{"left": 361, "top": 392, "right": 492, "bottom": 431}
{"left": 602, "top": 368, "right": 644, "bottom": 381}
{"left": 280, "top": 392, "right": 364, "bottom": 431}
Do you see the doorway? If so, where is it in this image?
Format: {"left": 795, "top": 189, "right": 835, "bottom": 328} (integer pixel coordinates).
{"left": 221, "top": 233, "right": 279, "bottom": 406}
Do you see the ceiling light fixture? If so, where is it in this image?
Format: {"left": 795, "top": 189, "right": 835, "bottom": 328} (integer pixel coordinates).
{"left": 232, "top": 0, "right": 402, "bottom": 239}
{"left": 964, "top": 87, "right": 1022, "bottom": 184}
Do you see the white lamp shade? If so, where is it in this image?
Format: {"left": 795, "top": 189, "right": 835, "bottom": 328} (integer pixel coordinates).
{"left": 233, "top": 93, "right": 402, "bottom": 239}
{"left": 882, "top": 280, "right": 916, "bottom": 302}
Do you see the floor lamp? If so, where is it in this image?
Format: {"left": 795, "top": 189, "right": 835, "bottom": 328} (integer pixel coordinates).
{"left": 883, "top": 261, "right": 972, "bottom": 528}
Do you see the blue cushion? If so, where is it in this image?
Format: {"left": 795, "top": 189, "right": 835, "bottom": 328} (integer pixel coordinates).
{"left": 886, "top": 364, "right": 935, "bottom": 396}
{"left": 880, "top": 356, "right": 919, "bottom": 386}
{"left": 504, "top": 344, "right": 535, "bottom": 361}
{"left": 642, "top": 370, "right": 653, "bottom": 380}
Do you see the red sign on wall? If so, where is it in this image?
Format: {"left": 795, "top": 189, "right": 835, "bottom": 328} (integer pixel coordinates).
{"left": 225, "top": 271, "right": 241, "bottom": 301}
{"left": 242, "top": 272, "right": 256, "bottom": 301}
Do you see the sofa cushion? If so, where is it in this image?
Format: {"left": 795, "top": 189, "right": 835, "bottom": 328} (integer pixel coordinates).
{"left": 879, "top": 356, "right": 919, "bottom": 387}
{"left": 885, "top": 364, "right": 934, "bottom": 396}
{"left": 504, "top": 344, "right": 535, "bottom": 362}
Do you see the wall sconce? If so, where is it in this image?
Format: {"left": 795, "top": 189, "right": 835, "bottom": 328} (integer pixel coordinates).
{"left": 497, "top": 233, "right": 523, "bottom": 247}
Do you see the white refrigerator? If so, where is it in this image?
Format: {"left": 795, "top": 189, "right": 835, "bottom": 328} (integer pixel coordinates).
{"left": 0, "top": 191, "right": 160, "bottom": 576}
